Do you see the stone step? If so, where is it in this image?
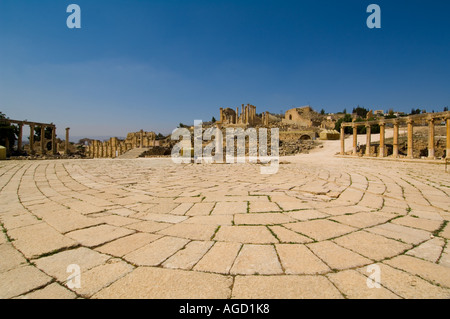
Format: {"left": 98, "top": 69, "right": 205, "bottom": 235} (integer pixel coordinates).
{"left": 117, "top": 148, "right": 150, "bottom": 159}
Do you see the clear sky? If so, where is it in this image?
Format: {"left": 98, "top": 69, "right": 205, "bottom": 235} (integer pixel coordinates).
{"left": 1, "top": 0, "right": 449, "bottom": 139}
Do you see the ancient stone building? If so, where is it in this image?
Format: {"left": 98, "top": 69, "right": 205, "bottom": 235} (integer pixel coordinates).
{"left": 218, "top": 104, "right": 270, "bottom": 126}
{"left": 88, "top": 130, "right": 157, "bottom": 158}
{"left": 283, "top": 106, "right": 323, "bottom": 127}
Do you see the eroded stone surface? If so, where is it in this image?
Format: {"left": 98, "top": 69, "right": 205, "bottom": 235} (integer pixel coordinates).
{"left": 1, "top": 155, "right": 449, "bottom": 299}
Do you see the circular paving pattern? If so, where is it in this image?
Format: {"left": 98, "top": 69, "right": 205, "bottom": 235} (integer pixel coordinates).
{"left": 0, "top": 155, "right": 449, "bottom": 299}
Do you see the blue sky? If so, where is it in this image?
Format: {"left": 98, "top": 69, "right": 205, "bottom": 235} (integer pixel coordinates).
{"left": 1, "top": 0, "right": 449, "bottom": 138}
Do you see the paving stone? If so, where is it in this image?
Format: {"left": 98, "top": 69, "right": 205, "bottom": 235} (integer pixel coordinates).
{"left": 211, "top": 202, "right": 248, "bottom": 215}
{"left": 34, "top": 247, "right": 111, "bottom": 282}
{"left": 39, "top": 210, "right": 103, "bottom": 233}
{"left": 232, "top": 275, "right": 343, "bottom": 299}
{"left": 125, "top": 220, "right": 172, "bottom": 233}
{"left": 230, "top": 244, "right": 283, "bottom": 275}
{"left": 439, "top": 222, "right": 450, "bottom": 239}
{"left": 357, "top": 263, "right": 450, "bottom": 299}
{"left": 133, "top": 212, "right": 188, "bottom": 223}
{"left": 157, "top": 223, "right": 218, "bottom": 241}
{"left": 327, "top": 269, "right": 400, "bottom": 299}
{"left": 330, "top": 212, "right": 394, "bottom": 228}
{"left": 214, "top": 226, "right": 278, "bottom": 244}
{"left": 194, "top": 242, "right": 242, "bottom": 274}
{"left": 284, "top": 219, "right": 356, "bottom": 241}
{"left": 0, "top": 212, "right": 41, "bottom": 230}
{"left": 72, "top": 259, "right": 134, "bottom": 297}
{"left": 275, "top": 200, "right": 312, "bottom": 211}
{"left": 248, "top": 201, "right": 281, "bottom": 213}
{"left": 124, "top": 236, "right": 189, "bottom": 266}
{"left": 66, "top": 224, "right": 135, "bottom": 247}
{"left": 307, "top": 241, "right": 372, "bottom": 270}
{"left": 162, "top": 241, "right": 214, "bottom": 270}
{"left": 384, "top": 255, "right": 450, "bottom": 289}
{"left": 8, "top": 223, "right": 78, "bottom": 259}
{"left": 181, "top": 215, "right": 233, "bottom": 226}
{"left": 95, "top": 233, "right": 162, "bottom": 257}
{"left": 169, "top": 203, "right": 195, "bottom": 215}
{"left": 276, "top": 244, "right": 330, "bottom": 274}
{"left": 391, "top": 216, "right": 443, "bottom": 232}
{"left": 333, "top": 231, "right": 411, "bottom": 260}
{"left": 93, "top": 215, "right": 141, "bottom": 227}
{"left": 17, "top": 283, "right": 77, "bottom": 299}
{"left": 0, "top": 244, "right": 27, "bottom": 273}
{"left": 185, "top": 202, "right": 216, "bottom": 216}
{"left": 0, "top": 266, "right": 53, "bottom": 299}
{"left": 366, "top": 223, "right": 431, "bottom": 245}
{"left": 406, "top": 237, "right": 445, "bottom": 263}
{"left": 93, "top": 267, "right": 232, "bottom": 299}
{"left": 268, "top": 226, "right": 312, "bottom": 243}
{"left": 234, "top": 213, "right": 294, "bottom": 225}
{"left": 0, "top": 231, "right": 6, "bottom": 245}
{"left": 286, "top": 210, "right": 329, "bottom": 221}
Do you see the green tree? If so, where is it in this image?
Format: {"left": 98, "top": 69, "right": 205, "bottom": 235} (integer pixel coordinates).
{"left": 0, "top": 112, "right": 18, "bottom": 155}
{"left": 320, "top": 109, "right": 325, "bottom": 115}
{"left": 335, "top": 114, "right": 353, "bottom": 134}
{"left": 353, "top": 106, "right": 368, "bottom": 119}
{"left": 211, "top": 116, "right": 216, "bottom": 123}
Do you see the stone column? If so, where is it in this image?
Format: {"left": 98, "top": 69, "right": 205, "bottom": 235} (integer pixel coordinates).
{"left": 245, "top": 105, "right": 249, "bottom": 124}
{"left": 427, "top": 118, "right": 435, "bottom": 159}
{"left": 29, "top": 125, "right": 35, "bottom": 155}
{"left": 261, "top": 113, "right": 265, "bottom": 126}
{"left": 40, "top": 126, "right": 46, "bottom": 154}
{"left": 265, "top": 112, "right": 269, "bottom": 126}
{"left": 91, "top": 141, "right": 95, "bottom": 158}
{"left": 219, "top": 108, "right": 224, "bottom": 123}
{"left": 235, "top": 107, "right": 239, "bottom": 124}
{"left": 251, "top": 106, "right": 255, "bottom": 124}
{"left": 18, "top": 123, "right": 23, "bottom": 152}
{"left": 352, "top": 124, "right": 357, "bottom": 156}
{"left": 51, "top": 126, "right": 57, "bottom": 155}
{"left": 365, "top": 124, "right": 371, "bottom": 157}
{"left": 110, "top": 140, "right": 114, "bottom": 158}
{"left": 393, "top": 120, "right": 399, "bottom": 158}
{"left": 379, "top": 122, "right": 385, "bottom": 157}
{"left": 140, "top": 130, "right": 144, "bottom": 148}
{"left": 65, "top": 128, "right": 70, "bottom": 155}
{"left": 340, "top": 126, "right": 345, "bottom": 155}
{"left": 447, "top": 117, "right": 450, "bottom": 159}
{"left": 407, "top": 119, "right": 414, "bottom": 159}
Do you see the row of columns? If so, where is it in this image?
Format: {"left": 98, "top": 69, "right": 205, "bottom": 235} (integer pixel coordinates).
{"left": 89, "top": 130, "right": 157, "bottom": 158}
{"left": 219, "top": 104, "right": 269, "bottom": 126}
{"left": 261, "top": 111, "right": 270, "bottom": 126}
{"left": 12, "top": 122, "right": 68, "bottom": 155}
{"left": 340, "top": 115, "right": 450, "bottom": 159}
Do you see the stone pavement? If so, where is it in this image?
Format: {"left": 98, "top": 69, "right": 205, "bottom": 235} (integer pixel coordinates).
{"left": 0, "top": 152, "right": 449, "bottom": 298}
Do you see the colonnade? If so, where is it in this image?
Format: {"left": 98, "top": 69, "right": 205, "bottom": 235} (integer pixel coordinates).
{"left": 1, "top": 119, "right": 69, "bottom": 155}
{"left": 340, "top": 112, "right": 450, "bottom": 159}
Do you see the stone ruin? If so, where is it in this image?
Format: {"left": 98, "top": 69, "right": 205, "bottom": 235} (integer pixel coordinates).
{"left": 88, "top": 130, "right": 159, "bottom": 158}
